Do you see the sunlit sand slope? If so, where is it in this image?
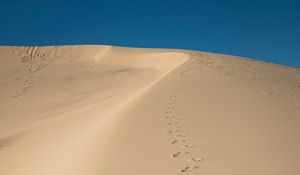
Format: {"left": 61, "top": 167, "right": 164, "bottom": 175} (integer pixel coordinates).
{"left": 0, "top": 45, "right": 299, "bottom": 175}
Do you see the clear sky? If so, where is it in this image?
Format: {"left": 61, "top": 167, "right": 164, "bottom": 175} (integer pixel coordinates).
{"left": 0, "top": 0, "right": 299, "bottom": 68}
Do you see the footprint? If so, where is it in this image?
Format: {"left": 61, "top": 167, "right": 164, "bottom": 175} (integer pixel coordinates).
{"left": 174, "top": 134, "right": 187, "bottom": 138}
{"left": 172, "top": 151, "right": 190, "bottom": 158}
{"left": 172, "top": 152, "right": 181, "bottom": 158}
{"left": 171, "top": 140, "right": 178, "bottom": 144}
{"left": 182, "top": 144, "right": 197, "bottom": 149}
{"left": 171, "top": 139, "right": 186, "bottom": 144}
{"left": 166, "top": 130, "right": 173, "bottom": 135}
{"left": 188, "top": 157, "right": 205, "bottom": 163}
{"left": 193, "top": 165, "right": 200, "bottom": 169}
{"left": 181, "top": 139, "right": 186, "bottom": 143}
{"left": 166, "top": 122, "right": 173, "bottom": 126}
{"left": 180, "top": 166, "right": 191, "bottom": 173}
{"left": 166, "top": 106, "right": 174, "bottom": 110}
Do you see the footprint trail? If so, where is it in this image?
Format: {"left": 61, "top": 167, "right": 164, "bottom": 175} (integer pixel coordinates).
{"left": 162, "top": 57, "right": 206, "bottom": 174}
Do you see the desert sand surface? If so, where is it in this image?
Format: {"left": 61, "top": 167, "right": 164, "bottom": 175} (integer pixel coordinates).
{"left": 0, "top": 45, "right": 299, "bottom": 175}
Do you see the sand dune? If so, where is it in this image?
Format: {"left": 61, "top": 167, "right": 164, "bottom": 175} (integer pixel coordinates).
{"left": 0, "top": 45, "right": 299, "bottom": 175}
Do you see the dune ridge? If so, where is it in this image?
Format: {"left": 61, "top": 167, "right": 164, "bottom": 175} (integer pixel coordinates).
{"left": 0, "top": 45, "right": 299, "bottom": 175}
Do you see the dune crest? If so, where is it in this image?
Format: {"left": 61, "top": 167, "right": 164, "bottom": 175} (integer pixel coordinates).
{"left": 0, "top": 45, "right": 299, "bottom": 175}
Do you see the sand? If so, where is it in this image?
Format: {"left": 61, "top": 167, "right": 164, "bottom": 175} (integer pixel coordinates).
{"left": 0, "top": 45, "right": 299, "bottom": 175}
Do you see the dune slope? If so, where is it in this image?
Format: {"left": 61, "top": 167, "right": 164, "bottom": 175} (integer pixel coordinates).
{"left": 0, "top": 45, "right": 299, "bottom": 175}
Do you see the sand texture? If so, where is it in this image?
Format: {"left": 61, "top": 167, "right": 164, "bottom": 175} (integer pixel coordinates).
{"left": 0, "top": 45, "right": 299, "bottom": 175}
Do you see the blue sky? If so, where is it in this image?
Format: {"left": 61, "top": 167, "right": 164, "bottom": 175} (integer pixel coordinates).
{"left": 0, "top": 0, "right": 299, "bottom": 68}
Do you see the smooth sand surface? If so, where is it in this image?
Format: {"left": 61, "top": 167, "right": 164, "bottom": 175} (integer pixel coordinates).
{"left": 0, "top": 45, "right": 299, "bottom": 175}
